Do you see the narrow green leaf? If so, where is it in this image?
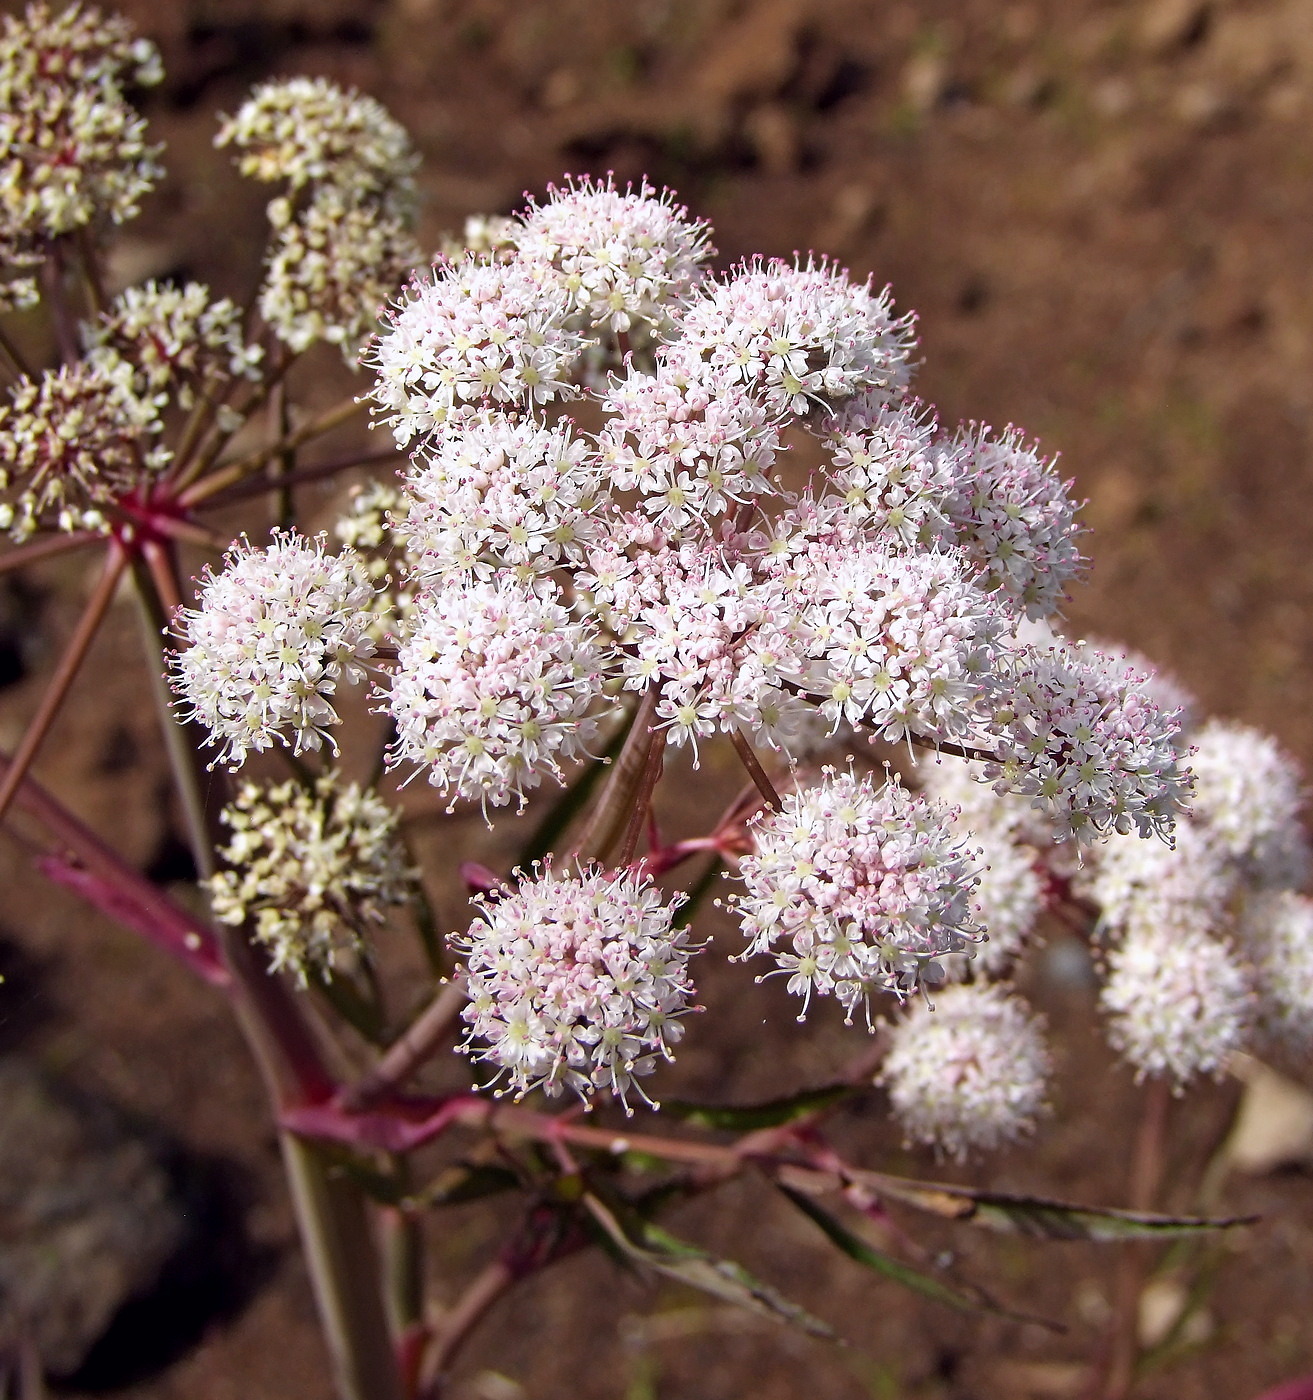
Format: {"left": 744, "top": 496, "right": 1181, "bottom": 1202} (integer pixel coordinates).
{"left": 856, "top": 1170, "right": 1257, "bottom": 1241}
{"left": 663, "top": 1083, "right": 852, "bottom": 1132}
{"left": 779, "top": 1185, "right": 1059, "bottom": 1330}
{"left": 584, "top": 1193, "right": 836, "bottom": 1340}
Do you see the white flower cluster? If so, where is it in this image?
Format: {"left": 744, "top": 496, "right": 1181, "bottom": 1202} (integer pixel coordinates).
{"left": 883, "top": 603, "right": 1313, "bottom": 1149}
{"left": 357, "top": 183, "right": 1142, "bottom": 841}
{"left": 1075, "top": 716, "right": 1312, "bottom": 1087}
{"left": 1101, "top": 924, "right": 1253, "bottom": 1084}
{"left": 672, "top": 255, "right": 916, "bottom": 417}
{"left": 513, "top": 175, "right": 712, "bottom": 336}
{"left": 1187, "top": 719, "right": 1310, "bottom": 888}
{"left": 909, "top": 638, "right": 1310, "bottom": 1118}
{"left": 366, "top": 257, "right": 584, "bottom": 445}
{"left": 946, "top": 424, "right": 1085, "bottom": 620}
{"left": 209, "top": 773, "right": 414, "bottom": 985}
{"left": 0, "top": 358, "right": 164, "bottom": 540}
{"left": 83, "top": 280, "right": 263, "bottom": 403}
{"left": 404, "top": 412, "right": 609, "bottom": 581}
{"left": 171, "top": 531, "right": 377, "bottom": 767}
{"left": 597, "top": 359, "right": 779, "bottom": 528}
{"left": 218, "top": 76, "right": 420, "bottom": 358}
{"left": 983, "top": 637, "right": 1192, "bottom": 842}
{"left": 732, "top": 767, "right": 982, "bottom": 1018}
{"left": 1240, "top": 891, "right": 1313, "bottom": 1048}
{"left": 0, "top": 1, "right": 163, "bottom": 305}
{"left": 385, "top": 576, "right": 611, "bottom": 812}
{"left": 880, "top": 984, "right": 1050, "bottom": 1159}
{"left": 166, "top": 178, "right": 1233, "bottom": 1126}
{"left": 919, "top": 757, "right": 1047, "bottom": 979}
{"left": 454, "top": 862, "right": 695, "bottom": 1107}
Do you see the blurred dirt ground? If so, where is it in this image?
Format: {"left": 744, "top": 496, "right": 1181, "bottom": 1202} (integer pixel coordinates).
{"left": 3, "top": 1, "right": 1313, "bottom": 1397}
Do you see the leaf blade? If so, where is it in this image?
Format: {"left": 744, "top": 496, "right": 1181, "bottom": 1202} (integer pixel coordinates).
{"left": 854, "top": 1170, "right": 1257, "bottom": 1241}
{"left": 663, "top": 1083, "right": 852, "bottom": 1132}
{"left": 583, "top": 1192, "right": 836, "bottom": 1341}
{"left": 778, "top": 1185, "right": 1060, "bottom": 1330}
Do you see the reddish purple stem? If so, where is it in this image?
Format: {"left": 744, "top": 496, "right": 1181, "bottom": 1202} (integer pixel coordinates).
{"left": 38, "top": 851, "right": 229, "bottom": 987}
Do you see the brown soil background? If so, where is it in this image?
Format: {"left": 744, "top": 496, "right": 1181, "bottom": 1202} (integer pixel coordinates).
{"left": 2, "top": 1, "right": 1313, "bottom": 1398}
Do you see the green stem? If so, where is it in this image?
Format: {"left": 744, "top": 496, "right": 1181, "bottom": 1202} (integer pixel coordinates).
{"left": 179, "top": 394, "right": 366, "bottom": 506}
{"left": 380, "top": 1167, "right": 425, "bottom": 1341}
{"left": 282, "top": 1135, "right": 408, "bottom": 1400}
{"left": 130, "top": 547, "right": 405, "bottom": 1400}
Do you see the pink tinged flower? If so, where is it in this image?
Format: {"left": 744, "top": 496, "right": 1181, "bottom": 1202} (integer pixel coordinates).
{"left": 1238, "top": 890, "right": 1313, "bottom": 1050}
{"left": 513, "top": 175, "right": 713, "bottom": 335}
{"left": 364, "top": 254, "right": 586, "bottom": 447}
{"left": 454, "top": 862, "right": 697, "bottom": 1108}
{"left": 732, "top": 767, "right": 982, "bottom": 1020}
{"left": 915, "top": 752, "right": 1057, "bottom": 849}
{"left": 403, "top": 410, "right": 612, "bottom": 582}
{"left": 597, "top": 357, "right": 783, "bottom": 528}
{"left": 170, "top": 531, "right": 378, "bottom": 768}
{"left": 789, "top": 540, "right": 1008, "bottom": 744}
{"left": 587, "top": 536, "right": 814, "bottom": 756}
{"left": 1186, "top": 720, "right": 1310, "bottom": 889}
{"left": 384, "top": 574, "right": 614, "bottom": 811}
{"left": 982, "top": 640, "right": 1192, "bottom": 842}
{"left": 943, "top": 423, "right": 1086, "bottom": 621}
{"left": 880, "top": 983, "right": 1051, "bottom": 1159}
{"left": 819, "top": 395, "right": 958, "bottom": 551}
{"left": 1100, "top": 923, "right": 1253, "bottom": 1086}
{"left": 672, "top": 255, "right": 916, "bottom": 418}
{"left": 1081, "top": 821, "right": 1238, "bottom": 942}
{"left": 957, "top": 826, "right": 1046, "bottom": 978}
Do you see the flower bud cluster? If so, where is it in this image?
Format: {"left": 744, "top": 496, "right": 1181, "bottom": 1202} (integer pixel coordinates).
{"left": 83, "top": 280, "right": 263, "bottom": 404}
{"left": 215, "top": 76, "right": 416, "bottom": 197}
{"left": 0, "top": 1, "right": 163, "bottom": 297}
{"left": 218, "top": 76, "right": 420, "bottom": 358}
{"left": 880, "top": 984, "right": 1050, "bottom": 1159}
{"left": 209, "top": 773, "right": 414, "bottom": 985}
{"left": 0, "top": 357, "right": 163, "bottom": 540}
{"left": 454, "top": 862, "right": 695, "bottom": 1107}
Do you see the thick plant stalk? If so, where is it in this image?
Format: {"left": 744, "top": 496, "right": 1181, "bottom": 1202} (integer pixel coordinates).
{"left": 568, "top": 684, "right": 661, "bottom": 864}
{"left": 344, "top": 976, "right": 469, "bottom": 1111}
{"left": 131, "top": 549, "right": 405, "bottom": 1400}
